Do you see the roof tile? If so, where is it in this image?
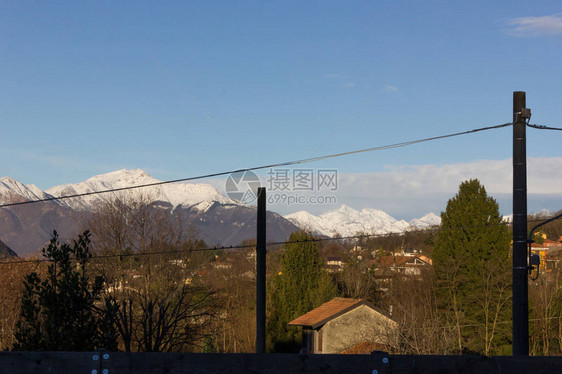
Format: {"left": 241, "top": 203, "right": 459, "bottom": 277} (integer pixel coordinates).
{"left": 288, "top": 298, "right": 364, "bottom": 328}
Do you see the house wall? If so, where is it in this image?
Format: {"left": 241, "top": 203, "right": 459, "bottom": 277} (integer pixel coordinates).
{"left": 319, "top": 305, "right": 397, "bottom": 354}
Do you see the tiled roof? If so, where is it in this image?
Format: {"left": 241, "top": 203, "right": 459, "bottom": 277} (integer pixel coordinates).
{"left": 288, "top": 298, "right": 370, "bottom": 329}
{"left": 418, "top": 255, "right": 433, "bottom": 265}
{"left": 379, "top": 256, "right": 409, "bottom": 267}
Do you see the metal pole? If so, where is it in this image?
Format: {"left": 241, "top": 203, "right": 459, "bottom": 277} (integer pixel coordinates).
{"left": 256, "top": 187, "right": 266, "bottom": 353}
{"left": 513, "top": 91, "right": 529, "bottom": 356}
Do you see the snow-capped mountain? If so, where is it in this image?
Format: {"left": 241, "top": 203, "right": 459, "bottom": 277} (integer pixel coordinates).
{"left": 409, "top": 212, "right": 442, "bottom": 228}
{"left": 1, "top": 169, "right": 444, "bottom": 255}
{"left": 0, "top": 176, "right": 52, "bottom": 205}
{"left": 0, "top": 176, "right": 83, "bottom": 257}
{"left": 46, "top": 169, "right": 233, "bottom": 212}
{"left": 0, "top": 169, "right": 298, "bottom": 255}
{"left": 285, "top": 205, "right": 441, "bottom": 237}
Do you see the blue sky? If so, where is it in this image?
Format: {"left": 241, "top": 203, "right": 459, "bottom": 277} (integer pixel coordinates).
{"left": 1, "top": 1, "right": 561, "bottom": 218}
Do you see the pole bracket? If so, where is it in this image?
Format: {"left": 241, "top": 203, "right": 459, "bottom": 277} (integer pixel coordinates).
{"left": 516, "top": 108, "right": 531, "bottom": 122}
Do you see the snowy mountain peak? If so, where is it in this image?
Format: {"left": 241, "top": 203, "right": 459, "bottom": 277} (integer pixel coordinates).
{"left": 409, "top": 212, "right": 441, "bottom": 228}
{"left": 286, "top": 205, "right": 441, "bottom": 237}
{"left": 53, "top": 169, "right": 158, "bottom": 194}
{"left": 46, "top": 169, "right": 234, "bottom": 212}
{"left": 84, "top": 168, "right": 155, "bottom": 185}
{"left": 0, "top": 176, "right": 49, "bottom": 203}
{"left": 337, "top": 204, "right": 354, "bottom": 212}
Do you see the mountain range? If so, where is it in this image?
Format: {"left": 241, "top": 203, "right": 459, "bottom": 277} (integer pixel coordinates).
{"left": 286, "top": 205, "right": 440, "bottom": 238}
{"left": 0, "top": 169, "right": 441, "bottom": 256}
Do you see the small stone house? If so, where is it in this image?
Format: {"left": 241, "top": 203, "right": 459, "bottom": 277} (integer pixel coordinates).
{"left": 288, "top": 298, "right": 397, "bottom": 354}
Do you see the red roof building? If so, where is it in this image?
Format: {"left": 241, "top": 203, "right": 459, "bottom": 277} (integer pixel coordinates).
{"left": 288, "top": 298, "right": 397, "bottom": 354}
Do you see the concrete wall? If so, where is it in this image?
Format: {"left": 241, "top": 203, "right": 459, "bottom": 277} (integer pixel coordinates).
{"left": 319, "top": 305, "right": 397, "bottom": 354}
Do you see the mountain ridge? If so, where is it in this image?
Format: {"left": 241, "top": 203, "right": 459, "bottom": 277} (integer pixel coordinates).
{"left": 1, "top": 169, "right": 440, "bottom": 255}
{"left": 0, "top": 169, "right": 297, "bottom": 255}
{"left": 285, "top": 205, "right": 441, "bottom": 237}
{"left": 0, "top": 176, "right": 53, "bottom": 204}
{"left": 45, "top": 168, "right": 233, "bottom": 212}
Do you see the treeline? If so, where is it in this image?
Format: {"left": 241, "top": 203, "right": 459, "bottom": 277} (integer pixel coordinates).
{"left": 1, "top": 184, "right": 562, "bottom": 355}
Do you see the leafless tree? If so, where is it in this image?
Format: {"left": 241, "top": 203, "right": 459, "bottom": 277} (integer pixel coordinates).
{"left": 388, "top": 268, "right": 456, "bottom": 355}
{"left": 339, "top": 258, "right": 377, "bottom": 303}
{"left": 88, "top": 193, "right": 216, "bottom": 352}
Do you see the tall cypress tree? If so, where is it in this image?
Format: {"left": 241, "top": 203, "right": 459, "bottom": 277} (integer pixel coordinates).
{"left": 433, "top": 179, "right": 511, "bottom": 355}
{"left": 267, "top": 231, "right": 337, "bottom": 352}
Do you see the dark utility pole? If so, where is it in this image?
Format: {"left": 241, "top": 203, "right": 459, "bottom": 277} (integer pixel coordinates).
{"left": 513, "top": 91, "right": 530, "bottom": 356}
{"left": 256, "top": 187, "right": 266, "bottom": 353}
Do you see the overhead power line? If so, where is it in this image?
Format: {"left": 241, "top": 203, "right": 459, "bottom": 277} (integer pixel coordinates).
{"left": 0, "top": 122, "right": 513, "bottom": 209}
{"left": 1, "top": 212, "right": 560, "bottom": 266}
{"left": 0, "top": 229, "right": 433, "bottom": 266}
{"left": 527, "top": 123, "right": 562, "bottom": 131}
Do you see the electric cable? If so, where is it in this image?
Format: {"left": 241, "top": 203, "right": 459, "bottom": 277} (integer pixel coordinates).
{"left": 0, "top": 122, "right": 513, "bottom": 209}
{"left": 1, "top": 211, "right": 559, "bottom": 266}
{"left": 527, "top": 123, "right": 562, "bottom": 131}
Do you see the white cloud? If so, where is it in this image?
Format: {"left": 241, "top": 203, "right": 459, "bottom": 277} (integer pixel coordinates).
{"left": 343, "top": 82, "right": 355, "bottom": 88}
{"left": 206, "top": 157, "right": 562, "bottom": 220}
{"left": 385, "top": 85, "right": 398, "bottom": 92}
{"left": 340, "top": 157, "right": 562, "bottom": 196}
{"left": 505, "top": 14, "right": 562, "bottom": 37}
{"left": 334, "top": 157, "right": 562, "bottom": 218}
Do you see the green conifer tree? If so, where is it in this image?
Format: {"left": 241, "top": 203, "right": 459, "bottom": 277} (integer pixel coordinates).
{"left": 433, "top": 179, "right": 511, "bottom": 355}
{"left": 267, "top": 231, "right": 337, "bottom": 352}
{"left": 13, "top": 231, "right": 117, "bottom": 351}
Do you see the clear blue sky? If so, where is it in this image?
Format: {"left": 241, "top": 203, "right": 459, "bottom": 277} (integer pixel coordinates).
{"left": 1, "top": 1, "right": 561, "bottom": 217}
